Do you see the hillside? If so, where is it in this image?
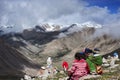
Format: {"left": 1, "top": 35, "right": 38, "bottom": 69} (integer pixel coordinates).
{"left": 1, "top": 27, "right": 120, "bottom": 66}
{"left": 0, "top": 39, "right": 40, "bottom": 78}
{"left": 40, "top": 28, "right": 120, "bottom": 66}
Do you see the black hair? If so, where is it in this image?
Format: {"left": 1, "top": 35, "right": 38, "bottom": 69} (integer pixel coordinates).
{"left": 74, "top": 52, "right": 86, "bottom": 60}
{"left": 84, "top": 48, "right": 93, "bottom": 53}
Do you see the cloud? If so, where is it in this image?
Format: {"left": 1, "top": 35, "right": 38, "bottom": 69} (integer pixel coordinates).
{"left": 49, "top": 6, "right": 110, "bottom": 24}
{"left": 58, "top": 33, "right": 67, "bottom": 38}
{"left": 0, "top": 0, "right": 87, "bottom": 31}
{"left": 0, "top": 0, "right": 120, "bottom": 36}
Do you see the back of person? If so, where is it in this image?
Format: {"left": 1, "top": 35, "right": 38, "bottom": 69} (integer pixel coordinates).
{"left": 72, "top": 59, "right": 89, "bottom": 77}
{"left": 84, "top": 48, "right": 103, "bottom": 74}
{"left": 68, "top": 52, "right": 89, "bottom": 80}
{"left": 93, "top": 48, "right": 103, "bottom": 74}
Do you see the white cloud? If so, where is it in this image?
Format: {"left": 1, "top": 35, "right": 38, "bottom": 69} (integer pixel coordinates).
{"left": 58, "top": 33, "right": 67, "bottom": 38}
{"left": 0, "top": 0, "right": 120, "bottom": 37}
{"left": 0, "top": 0, "right": 87, "bottom": 31}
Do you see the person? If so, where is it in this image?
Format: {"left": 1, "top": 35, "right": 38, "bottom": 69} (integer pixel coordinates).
{"left": 93, "top": 48, "right": 103, "bottom": 74}
{"left": 62, "top": 60, "right": 69, "bottom": 72}
{"left": 93, "top": 48, "right": 103, "bottom": 65}
{"left": 84, "top": 48, "right": 103, "bottom": 75}
{"left": 67, "top": 52, "right": 89, "bottom": 80}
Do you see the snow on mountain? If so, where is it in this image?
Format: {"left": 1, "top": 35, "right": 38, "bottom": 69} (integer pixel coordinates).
{"left": 0, "top": 26, "right": 14, "bottom": 35}
{"left": 35, "top": 23, "right": 64, "bottom": 32}
{"left": 0, "top": 21, "right": 102, "bottom": 36}
{"left": 57, "top": 21, "right": 102, "bottom": 38}
{"left": 69, "top": 21, "right": 102, "bottom": 28}
{"left": 81, "top": 21, "right": 102, "bottom": 28}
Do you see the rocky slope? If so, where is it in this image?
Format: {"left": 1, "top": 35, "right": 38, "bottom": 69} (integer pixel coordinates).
{"left": 40, "top": 27, "right": 120, "bottom": 65}
{"left": 1, "top": 27, "right": 120, "bottom": 67}
{"left": 0, "top": 39, "right": 40, "bottom": 77}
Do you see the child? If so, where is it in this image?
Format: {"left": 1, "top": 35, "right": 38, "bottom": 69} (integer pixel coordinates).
{"left": 67, "top": 52, "right": 89, "bottom": 80}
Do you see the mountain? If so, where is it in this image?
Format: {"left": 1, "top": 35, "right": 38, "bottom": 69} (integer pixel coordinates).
{"left": 58, "top": 21, "right": 102, "bottom": 37}
{"left": 34, "top": 23, "right": 63, "bottom": 32}
{"left": 1, "top": 22, "right": 120, "bottom": 70}
{"left": 42, "top": 27, "right": 119, "bottom": 55}
{"left": 0, "top": 21, "right": 102, "bottom": 34}
{"left": 81, "top": 21, "right": 102, "bottom": 28}
{"left": 0, "top": 38, "right": 40, "bottom": 77}
{"left": 39, "top": 27, "right": 120, "bottom": 66}
{"left": 2, "top": 26, "right": 120, "bottom": 67}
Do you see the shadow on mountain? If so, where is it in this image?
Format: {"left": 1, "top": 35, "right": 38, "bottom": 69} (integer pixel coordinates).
{"left": 1, "top": 30, "right": 60, "bottom": 48}
{"left": 21, "top": 29, "right": 60, "bottom": 45}
{"left": 1, "top": 33, "right": 27, "bottom": 48}
{"left": 0, "top": 39, "right": 41, "bottom": 78}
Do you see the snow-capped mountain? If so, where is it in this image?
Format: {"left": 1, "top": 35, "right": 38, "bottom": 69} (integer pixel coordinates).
{"left": 0, "top": 21, "right": 102, "bottom": 35}
{"left": 0, "top": 26, "right": 14, "bottom": 35}
{"left": 35, "top": 23, "right": 64, "bottom": 32}
{"left": 44, "top": 21, "right": 102, "bottom": 32}
{"left": 81, "top": 21, "right": 102, "bottom": 28}
{"left": 69, "top": 21, "right": 102, "bottom": 29}
{"left": 59, "top": 21, "right": 102, "bottom": 35}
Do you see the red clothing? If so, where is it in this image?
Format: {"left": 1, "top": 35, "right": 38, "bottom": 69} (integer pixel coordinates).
{"left": 68, "top": 59, "right": 89, "bottom": 80}
{"left": 62, "top": 61, "right": 69, "bottom": 71}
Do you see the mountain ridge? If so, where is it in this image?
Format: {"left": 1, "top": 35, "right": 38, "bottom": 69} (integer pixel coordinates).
{"left": 1, "top": 26, "right": 120, "bottom": 66}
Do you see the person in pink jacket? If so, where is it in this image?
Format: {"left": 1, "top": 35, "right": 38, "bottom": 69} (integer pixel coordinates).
{"left": 67, "top": 52, "right": 90, "bottom": 80}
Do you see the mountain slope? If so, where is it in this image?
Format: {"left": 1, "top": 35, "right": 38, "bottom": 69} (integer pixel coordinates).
{"left": 0, "top": 39, "right": 40, "bottom": 77}
{"left": 1, "top": 26, "right": 120, "bottom": 67}
{"left": 39, "top": 27, "right": 120, "bottom": 65}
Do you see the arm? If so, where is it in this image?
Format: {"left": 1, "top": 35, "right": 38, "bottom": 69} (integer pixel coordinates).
{"left": 67, "top": 64, "right": 76, "bottom": 76}
{"left": 86, "top": 63, "right": 90, "bottom": 74}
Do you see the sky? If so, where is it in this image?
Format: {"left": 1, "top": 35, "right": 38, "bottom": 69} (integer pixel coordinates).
{"left": 0, "top": 0, "right": 120, "bottom": 35}
{"left": 85, "top": 0, "right": 120, "bottom": 13}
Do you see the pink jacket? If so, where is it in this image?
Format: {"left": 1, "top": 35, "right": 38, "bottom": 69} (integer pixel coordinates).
{"left": 68, "top": 59, "right": 89, "bottom": 80}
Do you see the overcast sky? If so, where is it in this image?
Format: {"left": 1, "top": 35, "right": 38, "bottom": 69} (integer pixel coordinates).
{"left": 0, "top": 0, "right": 120, "bottom": 34}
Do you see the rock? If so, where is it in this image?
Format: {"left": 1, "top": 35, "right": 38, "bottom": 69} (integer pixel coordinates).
{"left": 24, "top": 74, "right": 31, "bottom": 80}
{"left": 102, "top": 63, "right": 110, "bottom": 67}
{"left": 60, "top": 70, "right": 64, "bottom": 74}
{"left": 102, "top": 57, "right": 110, "bottom": 67}
{"left": 110, "top": 57, "right": 116, "bottom": 66}
{"left": 109, "top": 64, "right": 119, "bottom": 69}
{"left": 80, "top": 74, "right": 101, "bottom": 80}
{"left": 102, "top": 57, "right": 108, "bottom": 64}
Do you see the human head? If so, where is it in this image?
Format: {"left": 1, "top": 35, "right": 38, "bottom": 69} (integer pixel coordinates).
{"left": 84, "top": 48, "right": 93, "bottom": 56}
{"left": 74, "top": 52, "right": 85, "bottom": 60}
{"left": 93, "top": 48, "right": 100, "bottom": 54}
{"left": 94, "top": 48, "right": 100, "bottom": 51}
